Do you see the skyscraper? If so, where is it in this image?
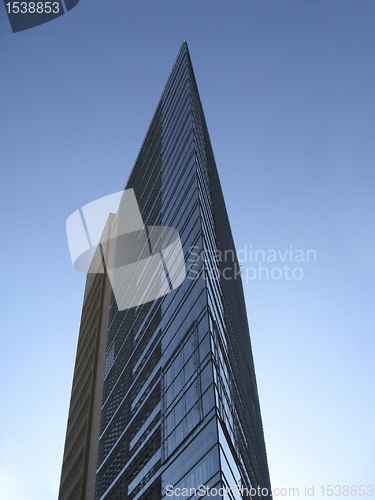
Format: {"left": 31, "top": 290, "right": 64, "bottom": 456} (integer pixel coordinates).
{"left": 58, "top": 41, "right": 272, "bottom": 500}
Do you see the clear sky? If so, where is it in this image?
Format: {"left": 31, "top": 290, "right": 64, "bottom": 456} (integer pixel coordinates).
{"left": 0, "top": 1, "right": 374, "bottom": 499}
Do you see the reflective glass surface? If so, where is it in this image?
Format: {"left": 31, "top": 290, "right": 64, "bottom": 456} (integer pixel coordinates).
{"left": 93, "top": 41, "right": 271, "bottom": 500}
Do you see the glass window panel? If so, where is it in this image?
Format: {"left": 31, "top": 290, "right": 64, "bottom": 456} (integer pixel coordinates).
{"left": 166, "top": 409, "right": 174, "bottom": 437}
{"left": 199, "top": 334, "right": 211, "bottom": 362}
{"left": 201, "top": 362, "right": 213, "bottom": 392}
{"left": 183, "top": 335, "right": 194, "bottom": 363}
{"left": 184, "top": 354, "right": 195, "bottom": 383}
{"left": 175, "top": 369, "right": 185, "bottom": 393}
{"left": 166, "top": 433, "right": 175, "bottom": 459}
{"left": 202, "top": 385, "right": 215, "bottom": 416}
{"left": 174, "top": 397, "right": 184, "bottom": 425}
{"left": 165, "top": 384, "right": 174, "bottom": 409}
{"left": 165, "top": 444, "right": 220, "bottom": 497}
{"left": 185, "top": 383, "right": 197, "bottom": 412}
{"left": 175, "top": 418, "right": 185, "bottom": 445}
{"left": 163, "top": 418, "right": 218, "bottom": 489}
{"left": 198, "top": 313, "right": 209, "bottom": 342}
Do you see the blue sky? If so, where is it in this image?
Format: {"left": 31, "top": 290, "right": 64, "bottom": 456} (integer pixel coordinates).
{"left": 1, "top": 1, "right": 374, "bottom": 499}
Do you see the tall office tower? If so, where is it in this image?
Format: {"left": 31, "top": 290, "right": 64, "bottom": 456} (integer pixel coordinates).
{"left": 58, "top": 41, "right": 272, "bottom": 500}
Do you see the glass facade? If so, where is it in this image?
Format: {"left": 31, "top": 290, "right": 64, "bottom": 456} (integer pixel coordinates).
{"left": 58, "top": 41, "right": 271, "bottom": 500}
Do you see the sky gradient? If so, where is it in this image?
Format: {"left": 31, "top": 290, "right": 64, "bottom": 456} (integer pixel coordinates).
{"left": 1, "top": 1, "right": 374, "bottom": 499}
